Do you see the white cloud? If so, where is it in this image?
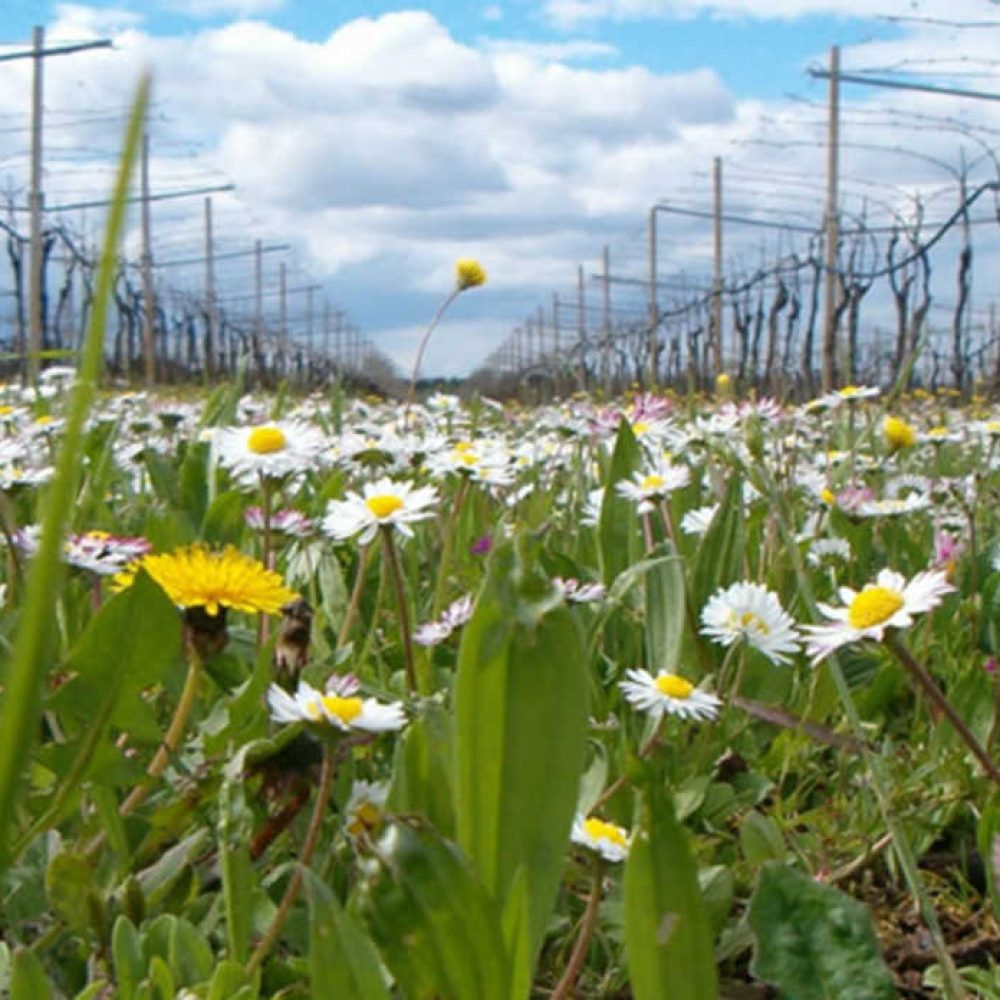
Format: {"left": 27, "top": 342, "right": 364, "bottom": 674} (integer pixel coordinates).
{"left": 0, "top": 5, "right": 995, "bottom": 377}
{"left": 158, "top": 0, "right": 285, "bottom": 16}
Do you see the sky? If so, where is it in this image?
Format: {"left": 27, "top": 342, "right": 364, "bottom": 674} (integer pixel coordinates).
{"left": 0, "top": 0, "right": 998, "bottom": 377}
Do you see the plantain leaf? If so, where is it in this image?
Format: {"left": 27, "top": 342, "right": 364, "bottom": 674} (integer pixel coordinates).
{"left": 9, "top": 947, "right": 53, "bottom": 1000}
{"left": 624, "top": 783, "right": 718, "bottom": 1000}
{"left": 644, "top": 540, "right": 685, "bottom": 673}
{"left": 111, "top": 916, "right": 144, "bottom": 1000}
{"left": 692, "top": 472, "right": 745, "bottom": 611}
{"left": 455, "top": 543, "right": 589, "bottom": 969}
{"left": 357, "top": 820, "right": 508, "bottom": 1000}
{"left": 599, "top": 418, "right": 642, "bottom": 586}
{"left": 748, "top": 863, "right": 897, "bottom": 1000}
{"left": 218, "top": 779, "right": 255, "bottom": 964}
{"left": 302, "top": 866, "right": 389, "bottom": 1000}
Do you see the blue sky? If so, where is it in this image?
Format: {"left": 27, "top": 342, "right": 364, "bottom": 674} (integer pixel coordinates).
{"left": 0, "top": 0, "right": 994, "bottom": 376}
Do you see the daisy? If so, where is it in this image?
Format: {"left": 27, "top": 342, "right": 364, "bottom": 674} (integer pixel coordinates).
{"left": 571, "top": 815, "right": 630, "bottom": 863}
{"left": 854, "top": 494, "right": 930, "bottom": 518}
{"left": 807, "top": 538, "right": 851, "bottom": 568}
{"left": 214, "top": 420, "right": 328, "bottom": 484}
{"left": 322, "top": 477, "right": 438, "bottom": 545}
{"left": 554, "top": 578, "right": 606, "bottom": 604}
{"left": 681, "top": 504, "right": 719, "bottom": 537}
{"left": 818, "top": 384, "right": 881, "bottom": 409}
{"left": 266, "top": 677, "right": 406, "bottom": 733}
{"left": 616, "top": 462, "right": 690, "bottom": 513}
{"left": 700, "top": 582, "right": 801, "bottom": 665}
{"left": 245, "top": 506, "right": 314, "bottom": 538}
{"left": 803, "top": 568, "right": 954, "bottom": 664}
{"left": 344, "top": 780, "right": 389, "bottom": 843}
{"left": 619, "top": 668, "right": 722, "bottom": 722}
{"left": 413, "top": 594, "right": 474, "bottom": 646}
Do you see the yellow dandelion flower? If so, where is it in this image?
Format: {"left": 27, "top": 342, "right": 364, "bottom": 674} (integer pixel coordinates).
{"left": 455, "top": 258, "right": 487, "bottom": 291}
{"left": 884, "top": 415, "right": 916, "bottom": 451}
{"left": 127, "top": 544, "right": 297, "bottom": 617}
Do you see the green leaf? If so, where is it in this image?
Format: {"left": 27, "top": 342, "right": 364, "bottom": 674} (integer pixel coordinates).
{"left": 599, "top": 418, "right": 642, "bottom": 586}
{"left": 357, "top": 820, "right": 508, "bottom": 1000}
{"left": 45, "top": 851, "right": 96, "bottom": 933}
{"left": 455, "top": 544, "right": 589, "bottom": 967}
{"left": 644, "top": 541, "right": 685, "bottom": 672}
{"left": 302, "top": 866, "right": 389, "bottom": 1000}
{"left": 111, "top": 916, "right": 144, "bottom": 1000}
{"left": 624, "top": 783, "right": 717, "bottom": 1000}
{"left": 748, "top": 863, "right": 897, "bottom": 1000}
{"left": 9, "top": 947, "right": 53, "bottom": 1000}
{"left": 0, "top": 77, "right": 151, "bottom": 872}
{"left": 978, "top": 796, "right": 1000, "bottom": 922}
{"left": 739, "top": 809, "right": 786, "bottom": 866}
{"left": 206, "top": 961, "right": 257, "bottom": 1000}
{"left": 387, "top": 699, "right": 456, "bottom": 836}
{"left": 692, "top": 472, "right": 745, "bottom": 611}
{"left": 218, "top": 779, "right": 255, "bottom": 964}
{"left": 168, "top": 916, "right": 214, "bottom": 987}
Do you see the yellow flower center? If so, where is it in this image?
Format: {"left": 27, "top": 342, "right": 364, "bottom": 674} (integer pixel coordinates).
{"left": 247, "top": 426, "right": 287, "bottom": 454}
{"left": 366, "top": 494, "right": 404, "bottom": 519}
{"left": 929, "top": 426, "right": 949, "bottom": 437}
{"left": 820, "top": 488, "right": 837, "bottom": 506}
{"left": 453, "top": 450, "right": 478, "bottom": 466}
{"left": 640, "top": 474, "right": 665, "bottom": 491}
{"left": 35, "top": 415, "right": 55, "bottom": 425}
{"left": 986, "top": 421, "right": 1000, "bottom": 435}
{"left": 582, "top": 817, "right": 627, "bottom": 849}
{"left": 655, "top": 674, "right": 694, "bottom": 699}
{"left": 0, "top": 406, "right": 13, "bottom": 416}
{"left": 847, "top": 586, "right": 904, "bottom": 629}
{"left": 839, "top": 385, "right": 862, "bottom": 398}
{"left": 320, "top": 695, "right": 363, "bottom": 723}
{"left": 632, "top": 421, "right": 650, "bottom": 435}
{"left": 454, "top": 441, "right": 474, "bottom": 452}
{"left": 738, "top": 611, "right": 770, "bottom": 635}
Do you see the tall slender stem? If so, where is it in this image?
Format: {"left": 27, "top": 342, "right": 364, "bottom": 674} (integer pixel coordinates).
{"left": 431, "top": 475, "right": 470, "bottom": 618}
{"left": 381, "top": 527, "right": 417, "bottom": 693}
{"left": 887, "top": 633, "right": 1000, "bottom": 788}
{"left": 338, "top": 544, "right": 371, "bottom": 648}
{"left": 120, "top": 647, "right": 203, "bottom": 817}
{"left": 551, "top": 856, "right": 604, "bottom": 1000}
{"left": 406, "top": 287, "right": 460, "bottom": 415}
{"left": 245, "top": 742, "right": 336, "bottom": 975}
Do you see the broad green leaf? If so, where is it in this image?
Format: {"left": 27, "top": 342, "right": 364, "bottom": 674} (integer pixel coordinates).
{"left": 111, "top": 916, "right": 144, "bottom": 1000}
{"left": 624, "top": 784, "right": 717, "bottom": 1000}
{"left": 599, "top": 418, "right": 642, "bottom": 586}
{"left": 9, "top": 947, "right": 53, "bottom": 1000}
{"left": 168, "top": 916, "right": 214, "bottom": 987}
{"left": 388, "top": 699, "right": 455, "bottom": 836}
{"left": 358, "top": 820, "right": 508, "bottom": 1000}
{"left": 748, "top": 863, "right": 897, "bottom": 1000}
{"left": 45, "top": 851, "right": 96, "bottom": 933}
{"left": 302, "top": 866, "right": 389, "bottom": 1000}
{"left": 455, "top": 544, "right": 589, "bottom": 967}
{"left": 644, "top": 540, "right": 685, "bottom": 672}
{"left": 218, "top": 779, "right": 255, "bottom": 964}
{"left": 739, "top": 809, "right": 786, "bottom": 866}
{"left": 692, "top": 472, "right": 745, "bottom": 611}
{"left": 978, "top": 797, "right": 1000, "bottom": 922}
{"left": 206, "top": 961, "right": 257, "bottom": 1000}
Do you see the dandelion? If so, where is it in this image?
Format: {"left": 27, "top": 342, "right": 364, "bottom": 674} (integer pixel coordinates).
{"left": 619, "top": 668, "right": 722, "bottom": 722}
{"left": 884, "top": 415, "right": 916, "bottom": 451}
{"left": 700, "top": 582, "right": 801, "bottom": 665}
{"left": 571, "top": 815, "right": 630, "bottom": 863}
{"left": 455, "top": 258, "right": 487, "bottom": 290}
{"left": 803, "top": 568, "right": 954, "bottom": 664}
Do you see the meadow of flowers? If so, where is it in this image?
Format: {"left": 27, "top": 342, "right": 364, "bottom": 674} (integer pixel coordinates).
{"left": 2, "top": 361, "right": 1000, "bottom": 999}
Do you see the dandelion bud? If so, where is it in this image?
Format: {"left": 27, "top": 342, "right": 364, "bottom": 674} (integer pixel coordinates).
{"left": 455, "top": 258, "right": 487, "bottom": 291}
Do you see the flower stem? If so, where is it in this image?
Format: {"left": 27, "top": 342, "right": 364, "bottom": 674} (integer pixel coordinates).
{"left": 406, "top": 287, "right": 461, "bottom": 416}
{"left": 338, "top": 544, "right": 371, "bottom": 648}
{"left": 886, "top": 633, "right": 1000, "bottom": 788}
{"left": 245, "top": 741, "right": 336, "bottom": 975}
{"left": 431, "top": 475, "right": 470, "bottom": 618}
{"left": 551, "top": 855, "right": 604, "bottom": 1000}
{"left": 381, "top": 527, "right": 417, "bottom": 693}
{"left": 119, "top": 648, "right": 204, "bottom": 817}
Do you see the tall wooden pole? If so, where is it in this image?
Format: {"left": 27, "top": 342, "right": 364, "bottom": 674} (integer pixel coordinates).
{"left": 821, "top": 45, "right": 841, "bottom": 393}
{"left": 602, "top": 245, "right": 612, "bottom": 393}
{"left": 27, "top": 26, "right": 44, "bottom": 385}
{"left": 552, "top": 292, "right": 560, "bottom": 355}
{"left": 203, "top": 196, "right": 216, "bottom": 377}
{"left": 140, "top": 131, "right": 156, "bottom": 387}
{"left": 253, "top": 238, "right": 263, "bottom": 372}
{"left": 647, "top": 207, "right": 658, "bottom": 387}
{"left": 712, "top": 156, "right": 724, "bottom": 376}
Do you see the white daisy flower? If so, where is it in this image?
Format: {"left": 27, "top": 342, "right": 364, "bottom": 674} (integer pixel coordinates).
{"left": 413, "top": 594, "right": 474, "bottom": 646}
{"left": 266, "top": 678, "right": 406, "bottom": 733}
{"left": 344, "top": 780, "right": 389, "bottom": 843}
{"left": 817, "top": 384, "right": 881, "bottom": 410}
{"left": 615, "top": 462, "right": 690, "bottom": 514}
{"left": 920, "top": 425, "right": 962, "bottom": 445}
{"left": 214, "top": 420, "right": 329, "bottom": 484}
{"left": 322, "top": 477, "right": 438, "bottom": 545}
{"left": 803, "top": 568, "right": 954, "bottom": 664}
{"left": 700, "top": 582, "right": 801, "bottom": 665}
{"left": 854, "top": 494, "right": 930, "bottom": 518}
{"left": 619, "top": 668, "right": 722, "bottom": 722}
{"left": 571, "top": 815, "right": 630, "bottom": 863}
{"left": 581, "top": 487, "right": 605, "bottom": 528}
{"left": 681, "top": 504, "right": 719, "bottom": 537}
{"left": 807, "top": 538, "right": 852, "bottom": 567}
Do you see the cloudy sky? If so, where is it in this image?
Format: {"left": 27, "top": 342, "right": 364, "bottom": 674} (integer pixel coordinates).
{"left": 1, "top": 0, "right": 998, "bottom": 376}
